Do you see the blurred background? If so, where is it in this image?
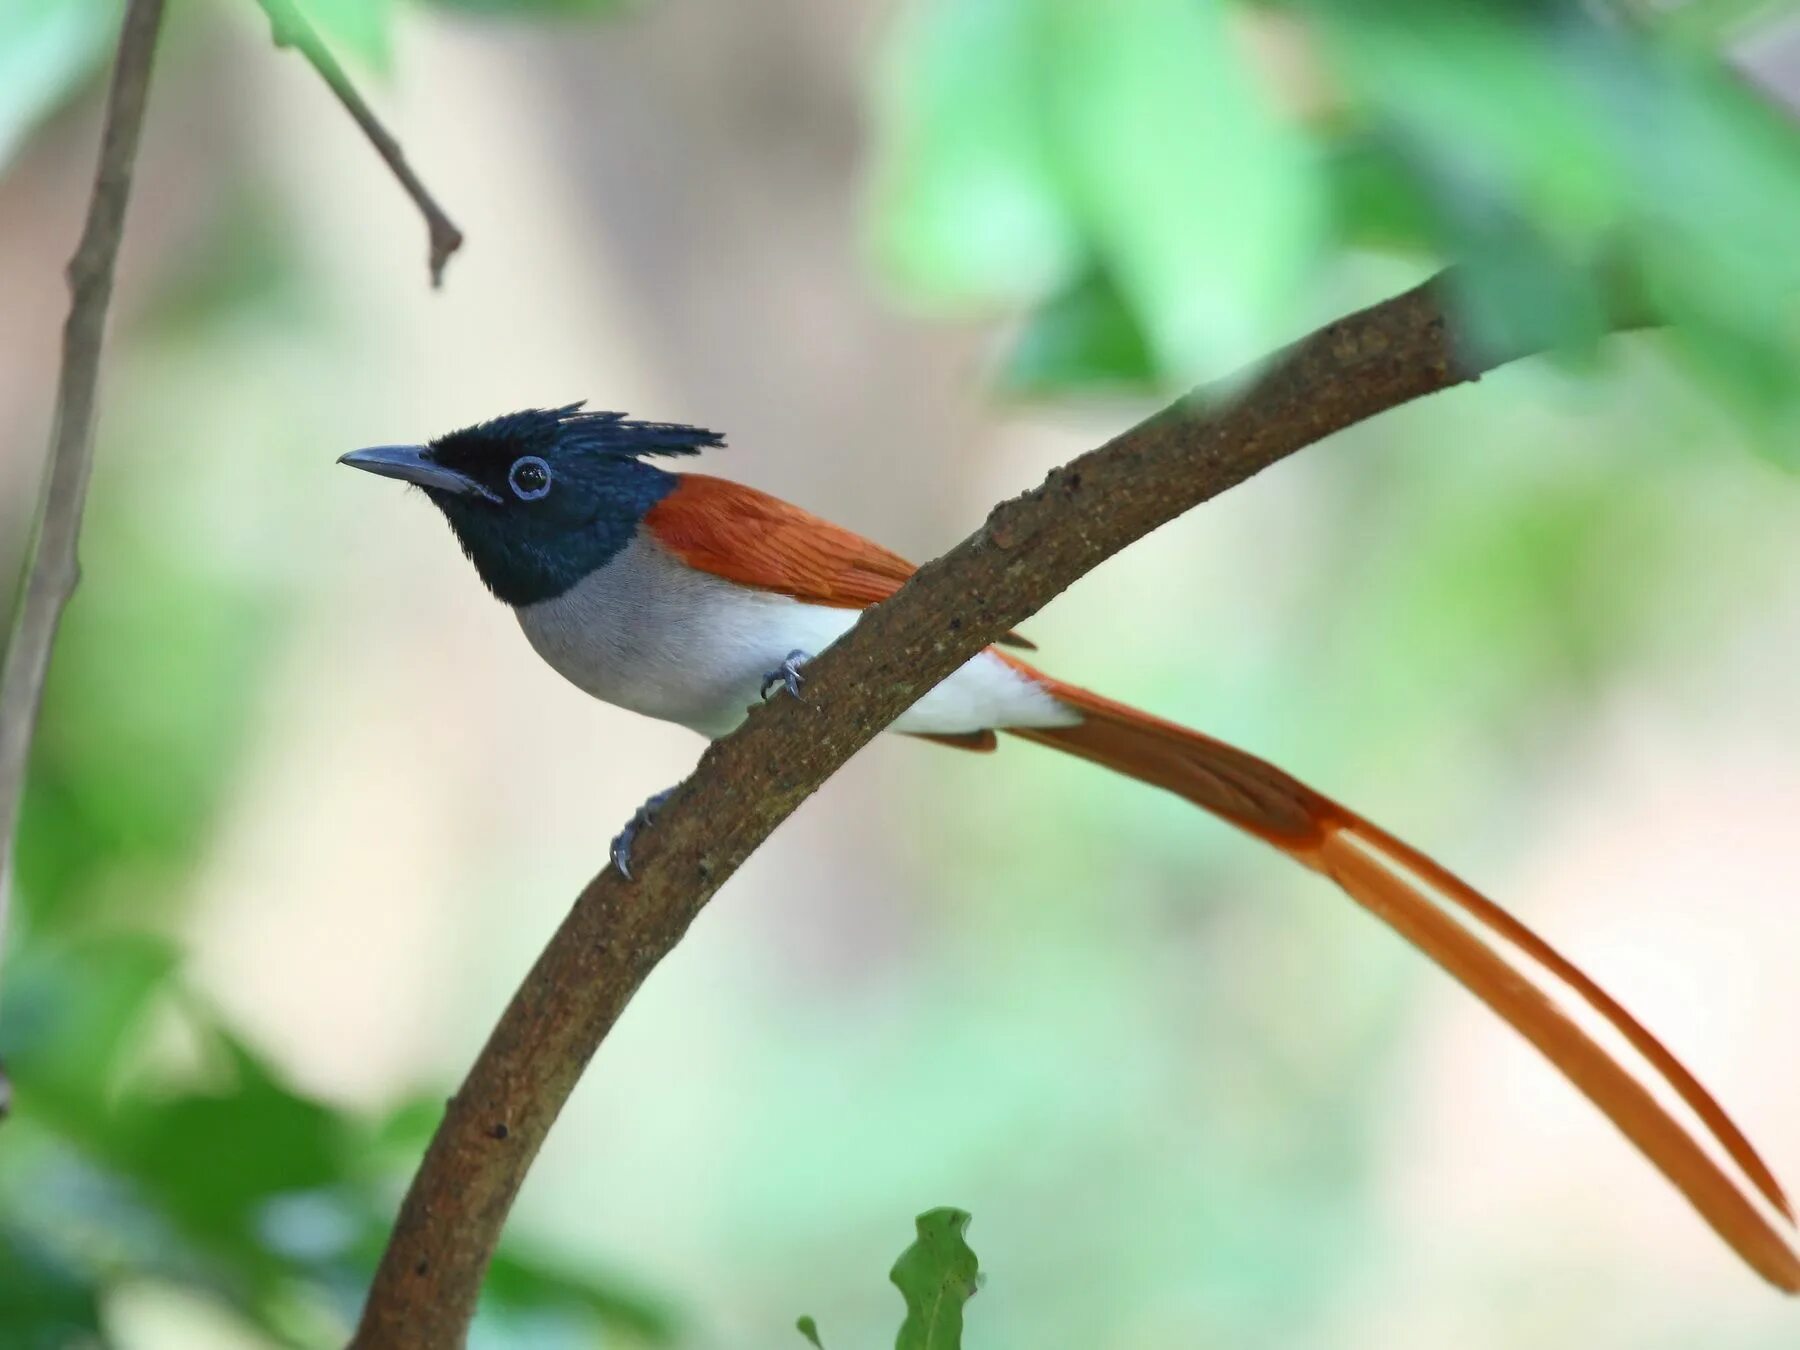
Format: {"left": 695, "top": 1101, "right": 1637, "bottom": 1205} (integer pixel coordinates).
{"left": 4, "top": 0, "right": 1800, "bottom": 1346}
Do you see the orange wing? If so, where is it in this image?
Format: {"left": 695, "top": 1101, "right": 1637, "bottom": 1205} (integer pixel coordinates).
{"left": 644, "top": 474, "right": 1034, "bottom": 647}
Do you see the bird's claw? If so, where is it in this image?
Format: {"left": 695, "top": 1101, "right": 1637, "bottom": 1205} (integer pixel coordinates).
{"left": 760, "top": 649, "right": 812, "bottom": 701}
{"left": 610, "top": 786, "right": 676, "bottom": 880}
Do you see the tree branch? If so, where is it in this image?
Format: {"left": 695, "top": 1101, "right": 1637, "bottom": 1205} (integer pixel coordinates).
{"left": 349, "top": 272, "right": 1544, "bottom": 1347}
{"left": 255, "top": 0, "right": 464, "bottom": 287}
{"left": 0, "top": 0, "right": 169, "bottom": 1099}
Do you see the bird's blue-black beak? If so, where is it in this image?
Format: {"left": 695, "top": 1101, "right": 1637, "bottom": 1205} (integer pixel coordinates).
{"left": 337, "top": 444, "right": 502, "bottom": 502}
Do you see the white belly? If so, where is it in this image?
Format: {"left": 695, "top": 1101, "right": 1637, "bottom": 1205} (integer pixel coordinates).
{"left": 515, "top": 533, "right": 1076, "bottom": 739}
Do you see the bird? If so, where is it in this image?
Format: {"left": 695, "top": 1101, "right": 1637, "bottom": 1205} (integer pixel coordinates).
{"left": 341, "top": 401, "right": 1799, "bottom": 1292}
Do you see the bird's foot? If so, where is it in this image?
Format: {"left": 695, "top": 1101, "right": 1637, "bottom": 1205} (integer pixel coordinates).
{"left": 760, "top": 649, "right": 813, "bottom": 701}
{"left": 610, "top": 786, "right": 676, "bottom": 880}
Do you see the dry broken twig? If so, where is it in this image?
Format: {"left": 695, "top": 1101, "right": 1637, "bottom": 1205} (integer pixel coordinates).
{"left": 256, "top": 0, "right": 464, "bottom": 286}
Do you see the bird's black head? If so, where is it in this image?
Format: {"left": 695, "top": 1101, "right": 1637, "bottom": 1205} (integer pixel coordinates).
{"left": 340, "top": 403, "right": 724, "bottom": 606}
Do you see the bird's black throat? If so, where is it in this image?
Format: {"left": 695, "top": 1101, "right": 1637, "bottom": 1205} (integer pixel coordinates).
{"left": 431, "top": 457, "right": 678, "bottom": 607}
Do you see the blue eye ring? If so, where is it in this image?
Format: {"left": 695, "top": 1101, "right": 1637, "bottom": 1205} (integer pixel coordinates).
{"left": 508, "top": 455, "right": 552, "bottom": 500}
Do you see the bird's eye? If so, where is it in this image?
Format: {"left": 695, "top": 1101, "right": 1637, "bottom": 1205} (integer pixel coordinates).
{"left": 508, "top": 456, "right": 552, "bottom": 500}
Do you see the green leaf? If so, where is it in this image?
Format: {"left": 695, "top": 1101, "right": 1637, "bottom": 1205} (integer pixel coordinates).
{"left": 362, "top": 1094, "right": 446, "bottom": 1163}
{"left": 1038, "top": 0, "right": 1324, "bottom": 380}
{"left": 1306, "top": 2, "right": 1620, "bottom": 365}
{"left": 1002, "top": 267, "right": 1157, "bottom": 393}
{"left": 1432, "top": 188, "right": 1609, "bottom": 373}
{"left": 1620, "top": 55, "right": 1800, "bottom": 437}
{"left": 6, "top": 1019, "right": 369, "bottom": 1329}
{"left": 298, "top": 0, "right": 396, "bottom": 70}
{"left": 796, "top": 1313, "right": 827, "bottom": 1348}
{"left": 1310, "top": 3, "right": 1629, "bottom": 244}
{"left": 109, "top": 1035, "right": 349, "bottom": 1260}
{"left": 0, "top": 0, "right": 119, "bottom": 175}
{"left": 482, "top": 1245, "right": 679, "bottom": 1343}
{"left": 867, "top": 0, "right": 1085, "bottom": 307}
{"left": 891, "top": 1208, "right": 983, "bottom": 1350}
{"left": 870, "top": 0, "right": 1322, "bottom": 381}
{"left": 425, "top": 0, "right": 627, "bottom": 12}
{"left": 0, "top": 1223, "right": 105, "bottom": 1350}
{"left": 1322, "top": 132, "right": 1441, "bottom": 257}
{"left": 0, "top": 933, "right": 180, "bottom": 1102}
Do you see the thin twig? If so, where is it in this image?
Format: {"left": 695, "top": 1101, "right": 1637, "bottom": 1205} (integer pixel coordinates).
{"left": 348, "top": 272, "right": 1580, "bottom": 1348}
{"left": 0, "top": 0, "right": 169, "bottom": 1089}
{"left": 256, "top": 0, "right": 464, "bottom": 287}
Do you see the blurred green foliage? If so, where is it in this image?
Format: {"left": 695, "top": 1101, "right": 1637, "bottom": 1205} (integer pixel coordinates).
{"left": 3, "top": 0, "right": 1799, "bottom": 1346}
{"left": 0, "top": 4, "right": 675, "bottom": 1346}
{"left": 871, "top": 0, "right": 1800, "bottom": 454}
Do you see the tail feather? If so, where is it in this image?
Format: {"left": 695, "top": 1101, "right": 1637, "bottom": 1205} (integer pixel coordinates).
{"left": 1007, "top": 675, "right": 1800, "bottom": 1292}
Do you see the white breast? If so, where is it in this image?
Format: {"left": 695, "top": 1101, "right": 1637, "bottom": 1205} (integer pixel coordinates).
{"left": 515, "top": 532, "right": 1077, "bottom": 740}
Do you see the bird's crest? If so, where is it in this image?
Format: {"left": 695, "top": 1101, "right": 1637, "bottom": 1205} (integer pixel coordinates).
{"left": 434, "top": 402, "right": 725, "bottom": 463}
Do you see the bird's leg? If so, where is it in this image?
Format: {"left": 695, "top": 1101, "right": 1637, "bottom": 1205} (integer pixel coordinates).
{"left": 759, "top": 649, "right": 813, "bottom": 701}
{"left": 610, "top": 786, "right": 676, "bottom": 880}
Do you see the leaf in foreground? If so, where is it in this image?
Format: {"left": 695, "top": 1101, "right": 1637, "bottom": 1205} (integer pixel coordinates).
{"left": 891, "top": 1208, "right": 984, "bottom": 1350}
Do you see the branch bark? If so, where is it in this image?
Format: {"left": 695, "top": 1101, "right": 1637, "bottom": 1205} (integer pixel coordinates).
{"left": 256, "top": 0, "right": 464, "bottom": 287}
{"left": 0, "top": 0, "right": 168, "bottom": 1079}
{"left": 350, "top": 272, "right": 1541, "bottom": 1347}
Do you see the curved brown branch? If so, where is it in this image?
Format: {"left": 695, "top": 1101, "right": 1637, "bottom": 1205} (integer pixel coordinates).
{"left": 256, "top": 0, "right": 464, "bottom": 287}
{"left": 0, "top": 0, "right": 168, "bottom": 1066}
{"left": 349, "top": 272, "right": 1545, "bottom": 1347}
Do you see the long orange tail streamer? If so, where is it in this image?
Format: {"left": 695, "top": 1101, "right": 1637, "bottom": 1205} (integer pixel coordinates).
{"left": 1006, "top": 673, "right": 1800, "bottom": 1292}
